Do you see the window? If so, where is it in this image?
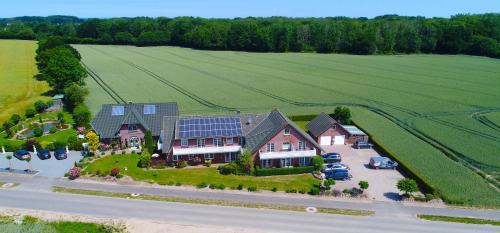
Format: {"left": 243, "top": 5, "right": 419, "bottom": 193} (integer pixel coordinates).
{"left": 225, "top": 152, "right": 237, "bottom": 162}
{"left": 298, "top": 141, "right": 306, "bottom": 151}
{"left": 266, "top": 143, "right": 275, "bottom": 152}
{"left": 128, "top": 124, "right": 137, "bottom": 131}
{"left": 280, "top": 158, "right": 291, "bottom": 167}
{"left": 188, "top": 155, "right": 194, "bottom": 160}
{"left": 262, "top": 159, "right": 272, "bottom": 168}
{"left": 204, "top": 153, "right": 214, "bottom": 160}
{"left": 214, "top": 138, "right": 223, "bottom": 147}
{"left": 172, "top": 155, "right": 179, "bottom": 161}
{"left": 181, "top": 138, "right": 188, "bottom": 147}
{"left": 284, "top": 128, "right": 290, "bottom": 135}
{"left": 282, "top": 142, "right": 291, "bottom": 151}
{"left": 299, "top": 157, "right": 309, "bottom": 166}
{"left": 226, "top": 137, "right": 233, "bottom": 145}
{"left": 197, "top": 138, "right": 205, "bottom": 148}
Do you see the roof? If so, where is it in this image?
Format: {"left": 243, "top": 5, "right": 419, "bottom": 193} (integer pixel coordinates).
{"left": 176, "top": 115, "right": 243, "bottom": 139}
{"left": 340, "top": 125, "right": 367, "bottom": 136}
{"left": 306, "top": 112, "right": 337, "bottom": 137}
{"left": 52, "top": 94, "right": 64, "bottom": 99}
{"left": 91, "top": 102, "right": 178, "bottom": 139}
{"left": 161, "top": 116, "right": 178, "bottom": 153}
{"left": 244, "top": 109, "right": 324, "bottom": 154}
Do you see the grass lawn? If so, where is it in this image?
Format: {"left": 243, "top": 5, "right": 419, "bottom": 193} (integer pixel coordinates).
{"left": 417, "top": 214, "right": 500, "bottom": 226}
{"left": 37, "top": 128, "right": 77, "bottom": 145}
{"left": 0, "top": 215, "right": 124, "bottom": 233}
{"left": 85, "top": 154, "right": 319, "bottom": 191}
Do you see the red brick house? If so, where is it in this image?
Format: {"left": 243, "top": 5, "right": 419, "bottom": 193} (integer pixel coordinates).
{"left": 306, "top": 112, "right": 368, "bottom": 145}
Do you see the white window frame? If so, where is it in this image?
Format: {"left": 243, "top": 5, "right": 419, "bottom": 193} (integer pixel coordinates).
{"left": 225, "top": 137, "right": 233, "bottom": 145}
{"left": 298, "top": 141, "right": 306, "bottom": 151}
{"left": 284, "top": 128, "right": 290, "bottom": 135}
{"left": 280, "top": 158, "right": 291, "bottom": 167}
{"left": 197, "top": 138, "right": 205, "bottom": 148}
{"left": 282, "top": 142, "right": 291, "bottom": 151}
{"left": 172, "top": 155, "right": 179, "bottom": 161}
{"left": 262, "top": 159, "right": 272, "bottom": 168}
{"left": 266, "top": 143, "right": 275, "bottom": 152}
{"left": 181, "top": 138, "right": 188, "bottom": 147}
{"left": 214, "top": 137, "right": 222, "bottom": 147}
{"left": 204, "top": 153, "right": 214, "bottom": 160}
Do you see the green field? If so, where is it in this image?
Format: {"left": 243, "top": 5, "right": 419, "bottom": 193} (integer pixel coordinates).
{"left": 74, "top": 44, "right": 500, "bottom": 207}
{"left": 0, "top": 40, "right": 50, "bottom": 124}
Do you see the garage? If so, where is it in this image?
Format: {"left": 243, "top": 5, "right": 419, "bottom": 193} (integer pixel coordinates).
{"left": 320, "top": 136, "right": 332, "bottom": 145}
{"left": 333, "top": 135, "right": 345, "bottom": 145}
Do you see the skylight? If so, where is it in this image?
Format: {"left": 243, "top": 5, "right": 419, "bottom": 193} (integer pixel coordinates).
{"left": 144, "top": 105, "right": 156, "bottom": 115}
{"left": 111, "top": 105, "right": 125, "bottom": 116}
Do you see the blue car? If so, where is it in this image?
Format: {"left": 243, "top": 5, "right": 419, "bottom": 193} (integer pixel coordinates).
{"left": 37, "top": 149, "right": 51, "bottom": 160}
{"left": 54, "top": 149, "right": 67, "bottom": 160}
{"left": 13, "top": 150, "right": 31, "bottom": 160}
{"left": 325, "top": 169, "right": 352, "bottom": 181}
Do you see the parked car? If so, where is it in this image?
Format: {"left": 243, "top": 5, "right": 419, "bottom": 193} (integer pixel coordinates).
{"left": 36, "top": 149, "right": 51, "bottom": 160}
{"left": 13, "top": 150, "right": 31, "bottom": 160}
{"left": 353, "top": 140, "right": 373, "bottom": 149}
{"left": 54, "top": 149, "right": 67, "bottom": 160}
{"left": 323, "top": 162, "right": 350, "bottom": 172}
{"left": 369, "top": 156, "right": 398, "bottom": 169}
{"left": 325, "top": 169, "right": 352, "bottom": 181}
{"left": 322, "top": 153, "right": 341, "bottom": 163}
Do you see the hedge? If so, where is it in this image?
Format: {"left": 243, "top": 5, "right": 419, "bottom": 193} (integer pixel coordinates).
{"left": 255, "top": 166, "right": 314, "bottom": 176}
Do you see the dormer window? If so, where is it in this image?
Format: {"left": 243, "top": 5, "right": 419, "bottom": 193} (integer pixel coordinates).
{"left": 284, "top": 128, "right": 290, "bottom": 135}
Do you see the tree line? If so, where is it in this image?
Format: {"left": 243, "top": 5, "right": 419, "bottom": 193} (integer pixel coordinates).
{"left": 1, "top": 14, "right": 498, "bottom": 58}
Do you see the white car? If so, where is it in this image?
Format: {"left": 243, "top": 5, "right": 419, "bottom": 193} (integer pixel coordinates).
{"left": 323, "top": 162, "right": 350, "bottom": 172}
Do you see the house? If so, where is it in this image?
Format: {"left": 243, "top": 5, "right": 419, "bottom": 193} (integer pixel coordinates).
{"left": 91, "top": 102, "right": 178, "bottom": 149}
{"left": 160, "top": 109, "right": 323, "bottom": 168}
{"left": 306, "top": 112, "right": 369, "bottom": 145}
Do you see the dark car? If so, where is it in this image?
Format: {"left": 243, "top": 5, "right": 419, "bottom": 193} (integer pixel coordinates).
{"left": 37, "top": 149, "right": 51, "bottom": 160}
{"left": 13, "top": 150, "right": 31, "bottom": 160}
{"left": 353, "top": 140, "right": 373, "bottom": 149}
{"left": 325, "top": 169, "right": 352, "bottom": 181}
{"left": 369, "top": 156, "right": 398, "bottom": 169}
{"left": 54, "top": 149, "right": 67, "bottom": 160}
{"left": 322, "top": 153, "right": 341, "bottom": 163}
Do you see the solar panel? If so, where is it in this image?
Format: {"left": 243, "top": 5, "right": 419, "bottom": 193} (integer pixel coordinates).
{"left": 111, "top": 106, "right": 124, "bottom": 116}
{"left": 143, "top": 105, "right": 156, "bottom": 115}
{"left": 179, "top": 116, "right": 243, "bottom": 138}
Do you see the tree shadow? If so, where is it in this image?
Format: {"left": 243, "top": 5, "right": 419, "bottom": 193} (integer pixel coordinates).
{"left": 384, "top": 192, "right": 401, "bottom": 201}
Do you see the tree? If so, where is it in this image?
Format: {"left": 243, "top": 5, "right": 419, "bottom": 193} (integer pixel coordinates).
{"left": 236, "top": 149, "right": 254, "bottom": 174}
{"left": 6, "top": 155, "right": 13, "bottom": 170}
{"left": 332, "top": 106, "right": 352, "bottom": 124}
{"left": 25, "top": 109, "right": 36, "bottom": 118}
{"left": 114, "top": 32, "right": 135, "bottom": 45}
{"left": 37, "top": 46, "right": 86, "bottom": 92}
{"left": 397, "top": 178, "right": 418, "bottom": 197}
{"left": 9, "top": 114, "right": 21, "bottom": 125}
{"left": 138, "top": 150, "right": 151, "bottom": 168}
{"left": 310, "top": 156, "right": 324, "bottom": 172}
{"left": 63, "top": 84, "right": 88, "bottom": 111}
{"left": 34, "top": 100, "right": 48, "bottom": 113}
{"left": 144, "top": 130, "right": 154, "bottom": 154}
{"left": 2, "top": 122, "right": 13, "bottom": 138}
{"left": 359, "top": 180, "right": 369, "bottom": 191}
{"left": 85, "top": 131, "right": 100, "bottom": 154}
{"left": 33, "top": 127, "right": 44, "bottom": 137}
{"left": 57, "top": 112, "right": 66, "bottom": 125}
{"left": 73, "top": 104, "right": 91, "bottom": 127}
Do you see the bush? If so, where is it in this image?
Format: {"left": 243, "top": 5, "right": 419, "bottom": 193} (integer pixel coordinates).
{"left": 218, "top": 162, "right": 238, "bottom": 175}
{"left": 176, "top": 182, "right": 182, "bottom": 186}
{"left": 34, "top": 100, "right": 48, "bottom": 113}
{"left": 68, "top": 167, "right": 81, "bottom": 180}
{"left": 73, "top": 104, "right": 91, "bottom": 127}
{"left": 310, "top": 156, "right": 324, "bottom": 171}
{"left": 271, "top": 187, "right": 277, "bottom": 192}
{"left": 309, "top": 187, "right": 320, "bottom": 195}
{"left": 205, "top": 159, "right": 212, "bottom": 167}
{"left": 255, "top": 166, "right": 314, "bottom": 176}
{"left": 176, "top": 160, "right": 188, "bottom": 169}
{"left": 110, "top": 167, "right": 120, "bottom": 177}
{"left": 237, "top": 184, "right": 244, "bottom": 190}
{"left": 286, "top": 188, "right": 297, "bottom": 193}
{"left": 121, "top": 150, "right": 126, "bottom": 155}
{"left": 247, "top": 186, "right": 257, "bottom": 192}
{"left": 53, "top": 141, "right": 66, "bottom": 150}
{"left": 323, "top": 179, "right": 336, "bottom": 190}
{"left": 25, "top": 139, "right": 41, "bottom": 152}
{"left": 299, "top": 189, "right": 306, "bottom": 194}
{"left": 197, "top": 182, "right": 208, "bottom": 189}
{"left": 342, "top": 188, "right": 352, "bottom": 195}
{"left": 25, "top": 108, "right": 36, "bottom": 118}
{"left": 217, "top": 184, "right": 226, "bottom": 190}
{"left": 209, "top": 184, "right": 217, "bottom": 189}
{"left": 33, "top": 127, "right": 44, "bottom": 137}
{"left": 358, "top": 181, "right": 369, "bottom": 191}
{"left": 10, "top": 114, "right": 21, "bottom": 125}
{"left": 116, "top": 174, "right": 123, "bottom": 179}
{"left": 138, "top": 150, "right": 152, "bottom": 168}
{"left": 111, "top": 150, "right": 116, "bottom": 155}
{"left": 397, "top": 178, "right": 419, "bottom": 196}
{"left": 49, "top": 126, "right": 57, "bottom": 134}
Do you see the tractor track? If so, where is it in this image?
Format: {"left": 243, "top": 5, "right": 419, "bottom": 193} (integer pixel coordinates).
{"left": 82, "top": 61, "right": 126, "bottom": 104}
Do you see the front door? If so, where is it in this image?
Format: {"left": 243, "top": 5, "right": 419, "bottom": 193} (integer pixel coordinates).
{"left": 130, "top": 136, "right": 139, "bottom": 148}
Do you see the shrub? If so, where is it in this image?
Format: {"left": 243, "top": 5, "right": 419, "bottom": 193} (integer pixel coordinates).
{"left": 197, "top": 182, "right": 208, "bottom": 189}
{"left": 115, "top": 174, "right": 123, "bottom": 179}
{"left": 64, "top": 173, "right": 69, "bottom": 177}
{"left": 110, "top": 167, "right": 120, "bottom": 177}
{"left": 73, "top": 104, "right": 91, "bottom": 127}
{"left": 255, "top": 166, "right": 314, "bottom": 176}
{"left": 111, "top": 150, "right": 116, "bottom": 155}
{"left": 138, "top": 150, "right": 152, "bottom": 168}
{"left": 25, "top": 139, "right": 41, "bottom": 152}
{"left": 309, "top": 187, "right": 320, "bottom": 195}
{"left": 247, "top": 186, "right": 257, "bottom": 192}
{"left": 33, "top": 127, "right": 44, "bottom": 137}
{"left": 323, "top": 179, "right": 336, "bottom": 190}
{"left": 310, "top": 156, "right": 324, "bottom": 171}
{"left": 342, "top": 188, "right": 352, "bottom": 195}
{"left": 236, "top": 150, "right": 254, "bottom": 174}
{"left": 218, "top": 163, "right": 238, "bottom": 175}
{"left": 237, "top": 184, "right": 244, "bottom": 190}
{"left": 271, "top": 187, "right": 277, "bottom": 192}
{"left": 397, "top": 178, "right": 419, "bottom": 197}
{"left": 121, "top": 150, "right": 126, "bottom": 155}
{"left": 144, "top": 130, "right": 154, "bottom": 154}
{"left": 131, "top": 150, "right": 136, "bottom": 154}
{"left": 299, "top": 190, "right": 306, "bottom": 194}
{"left": 176, "top": 182, "right": 182, "bottom": 186}
{"left": 168, "top": 181, "right": 175, "bottom": 186}
{"left": 176, "top": 160, "right": 188, "bottom": 169}
{"left": 53, "top": 141, "right": 66, "bottom": 150}
{"left": 359, "top": 181, "right": 369, "bottom": 191}
{"left": 25, "top": 108, "right": 36, "bottom": 118}
{"left": 286, "top": 188, "right": 297, "bottom": 193}
{"left": 95, "top": 170, "right": 102, "bottom": 176}
{"left": 49, "top": 126, "right": 57, "bottom": 134}
{"left": 10, "top": 114, "right": 21, "bottom": 125}
{"left": 209, "top": 184, "right": 217, "bottom": 189}
{"left": 205, "top": 159, "right": 212, "bottom": 167}
{"left": 34, "top": 100, "right": 48, "bottom": 113}
{"left": 217, "top": 184, "right": 226, "bottom": 190}
{"left": 68, "top": 167, "right": 81, "bottom": 180}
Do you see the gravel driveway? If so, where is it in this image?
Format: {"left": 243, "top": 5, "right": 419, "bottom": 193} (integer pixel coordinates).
{"left": 323, "top": 145, "right": 405, "bottom": 202}
{"left": 0, "top": 151, "right": 83, "bottom": 178}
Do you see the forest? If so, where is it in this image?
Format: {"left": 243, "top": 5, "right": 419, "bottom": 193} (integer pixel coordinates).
{"left": 0, "top": 14, "right": 499, "bottom": 57}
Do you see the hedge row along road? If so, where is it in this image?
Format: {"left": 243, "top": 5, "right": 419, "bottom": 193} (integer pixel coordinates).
{"left": 74, "top": 44, "right": 500, "bottom": 207}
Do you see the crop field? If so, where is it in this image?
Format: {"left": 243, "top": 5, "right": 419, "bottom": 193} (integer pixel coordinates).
{"left": 74, "top": 44, "right": 500, "bottom": 207}
{"left": 0, "top": 40, "right": 50, "bottom": 123}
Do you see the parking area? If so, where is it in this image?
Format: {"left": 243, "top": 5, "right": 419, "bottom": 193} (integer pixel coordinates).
{"left": 323, "top": 145, "right": 405, "bottom": 202}
{"left": 0, "top": 151, "right": 83, "bottom": 178}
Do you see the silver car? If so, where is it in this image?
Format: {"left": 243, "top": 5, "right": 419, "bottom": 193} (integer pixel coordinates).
{"left": 323, "top": 162, "right": 350, "bottom": 172}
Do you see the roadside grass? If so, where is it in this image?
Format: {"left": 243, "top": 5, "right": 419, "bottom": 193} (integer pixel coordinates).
{"left": 0, "top": 214, "right": 125, "bottom": 233}
{"left": 85, "top": 154, "right": 319, "bottom": 191}
{"left": 0, "top": 182, "right": 20, "bottom": 188}
{"left": 417, "top": 214, "right": 500, "bottom": 226}
{"left": 53, "top": 186, "right": 374, "bottom": 216}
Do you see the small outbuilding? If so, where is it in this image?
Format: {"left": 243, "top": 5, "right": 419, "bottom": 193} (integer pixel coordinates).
{"left": 45, "top": 94, "right": 64, "bottom": 112}
{"left": 337, "top": 125, "right": 368, "bottom": 144}
{"left": 306, "top": 112, "right": 346, "bottom": 146}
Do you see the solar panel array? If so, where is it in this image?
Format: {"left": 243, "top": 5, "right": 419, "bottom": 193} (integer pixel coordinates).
{"left": 111, "top": 105, "right": 125, "bottom": 116}
{"left": 143, "top": 105, "right": 156, "bottom": 115}
{"left": 179, "top": 116, "right": 242, "bottom": 138}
